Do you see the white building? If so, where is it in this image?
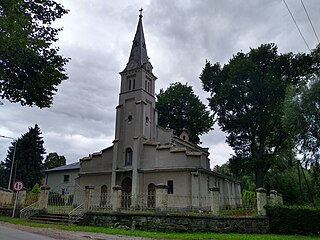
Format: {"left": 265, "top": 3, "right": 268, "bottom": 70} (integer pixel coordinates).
{"left": 77, "top": 11, "right": 241, "bottom": 210}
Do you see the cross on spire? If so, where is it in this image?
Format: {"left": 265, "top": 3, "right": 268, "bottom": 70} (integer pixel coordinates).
{"left": 139, "top": 8, "right": 143, "bottom": 17}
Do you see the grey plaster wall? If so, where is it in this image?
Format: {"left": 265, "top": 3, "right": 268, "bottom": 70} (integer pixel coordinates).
{"left": 140, "top": 171, "right": 190, "bottom": 195}
{"left": 44, "top": 169, "right": 79, "bottom": 193}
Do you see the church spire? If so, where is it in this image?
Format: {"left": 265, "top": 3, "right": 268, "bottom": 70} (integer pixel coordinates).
{"left": 125, "top": 9, "right": 152, "bottom": 71}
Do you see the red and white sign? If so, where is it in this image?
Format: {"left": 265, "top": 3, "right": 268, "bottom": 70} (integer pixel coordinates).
{"left": 13, "top": 180, "right": 24, "bottom": 191}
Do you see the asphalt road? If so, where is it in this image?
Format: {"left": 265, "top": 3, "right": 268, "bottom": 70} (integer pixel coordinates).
{"left": 0, "top": 224, "right": 56, "bottom": 240}
{"left": 0, "top": 222, "right": 153, "bottom": 240}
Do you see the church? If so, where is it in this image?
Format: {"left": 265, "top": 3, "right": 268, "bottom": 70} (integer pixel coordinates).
{"left": 77, "top": 10, "right": 241, "bottom": 210}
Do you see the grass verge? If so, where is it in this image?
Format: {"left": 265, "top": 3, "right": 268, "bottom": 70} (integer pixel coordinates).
{"left": 0, "top": 216, "right": 319, "bottom": 240}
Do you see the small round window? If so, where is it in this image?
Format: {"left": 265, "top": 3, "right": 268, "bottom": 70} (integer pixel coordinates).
{"left": 146, "top": 116, "right": 149, "bottom": 123}
{"left": 128, "top": 115, "right": 133, "bottom": 122}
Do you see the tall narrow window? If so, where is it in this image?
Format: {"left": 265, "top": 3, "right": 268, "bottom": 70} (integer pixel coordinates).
{"left": 125, "top": 148, "right": 133, "bottom": 166}
{"left": 167, "top": 180, "right": 173, "bottom": 194}
{"left": 128, "top": 79, "right": 132, "bottom": 90}
{"left": 133, "top": 79, "right": 135, "bottom": 89}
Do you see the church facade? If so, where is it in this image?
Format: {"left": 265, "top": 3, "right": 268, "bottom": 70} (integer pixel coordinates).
{"left": 77, "top": 11, "right": 241, "bottom": 210}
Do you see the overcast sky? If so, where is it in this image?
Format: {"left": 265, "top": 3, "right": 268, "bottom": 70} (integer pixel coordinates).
{"left": 1, "top": 0, "right": 319, "bottom": 168}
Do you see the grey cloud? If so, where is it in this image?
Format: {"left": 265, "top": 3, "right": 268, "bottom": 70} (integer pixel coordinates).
{"left": 1, "top": 0, "right": 319, "bottom": 166}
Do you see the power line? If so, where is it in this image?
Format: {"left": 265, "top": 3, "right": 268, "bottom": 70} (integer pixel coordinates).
{"left": 282, "top": 0, "right": 311, "bottom": 52}
{"left": 300, "top": 0, "right": 320, "bottom": 45}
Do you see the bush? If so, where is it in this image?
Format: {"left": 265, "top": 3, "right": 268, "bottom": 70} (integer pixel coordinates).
{"left": 266, "top": 205, "right": 320, "bottom": 235}
{"left": 31, "top": 183, "right": 41, "bottom": 193}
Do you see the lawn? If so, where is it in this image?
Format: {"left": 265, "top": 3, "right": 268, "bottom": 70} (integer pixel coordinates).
{"left": 0, "top": 215, "right": 319, "bottom": 240}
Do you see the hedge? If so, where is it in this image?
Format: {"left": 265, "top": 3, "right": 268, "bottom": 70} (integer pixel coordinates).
{"left": 265, "top": 205, "right": 320, "bottom": 235}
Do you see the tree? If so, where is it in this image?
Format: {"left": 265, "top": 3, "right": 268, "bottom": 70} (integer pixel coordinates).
{"left": 200, "top": 43, "right": 315, "bottom": 187}
{"left": 283, "top": 71, "right": 320, "bottom": 161}
{"left": 156, "top": 82, "right": 213, "bottom": 144}
{"left": 43, "top": 152, "right": 66, "bottom": 170}
{"left": 1, "top": 124, "right": 46, "bottom": 189}
{"left": 0, "top": 0, "right": 69, "bottom": 107}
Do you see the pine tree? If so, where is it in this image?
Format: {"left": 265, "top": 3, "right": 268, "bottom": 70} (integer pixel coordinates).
{"left": 1, "top": 124, "right": 46, "bottom": 189}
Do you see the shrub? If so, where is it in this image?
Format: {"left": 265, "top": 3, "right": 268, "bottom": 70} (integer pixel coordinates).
{"left": 31, "top": 183, "right": 41, "bottom": 193}
{"left": 266, "top": 205, "right": 320, "bottom": 235}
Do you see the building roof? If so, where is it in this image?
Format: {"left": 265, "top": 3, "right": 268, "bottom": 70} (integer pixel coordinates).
{"left": 44, "top": 162, "right": 80, "bottom": 172}
{"left": 124, "top": 10, "right": 152, "bottom": 70}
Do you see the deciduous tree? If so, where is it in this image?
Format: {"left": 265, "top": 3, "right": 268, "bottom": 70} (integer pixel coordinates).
{"left": 200, "top": 43, "right": 315, "bottom": 187}
{"left": 43, "top": 152, "right": 66, "bottom": 170}
{"left": 0, "top": 0, "right": 69, "bottom": 107}
{"left": 156, "top": 82, "right": 213, "bottom": 144}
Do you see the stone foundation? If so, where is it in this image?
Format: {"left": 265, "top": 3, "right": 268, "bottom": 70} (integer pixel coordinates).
{"left": 82, "top": 212, "right": 269, "bottom": 233}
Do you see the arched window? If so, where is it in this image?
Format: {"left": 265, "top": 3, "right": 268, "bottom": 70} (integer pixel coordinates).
{"left": 125, "top": 148, "right": 133, "bottom": 166}
{"left": 147, "top": 183, "right": 156, "bottom": 209}
{"left": 100, "top": 185, "right": 108, "bottom": 207}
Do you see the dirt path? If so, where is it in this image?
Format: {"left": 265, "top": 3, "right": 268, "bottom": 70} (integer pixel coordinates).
{"left": 0, "top": 221, "right": 154, "bottom": 240}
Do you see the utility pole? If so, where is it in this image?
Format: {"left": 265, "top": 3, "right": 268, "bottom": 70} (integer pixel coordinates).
{"left": 0, "top": 135, "right": 17, "bottom": 190}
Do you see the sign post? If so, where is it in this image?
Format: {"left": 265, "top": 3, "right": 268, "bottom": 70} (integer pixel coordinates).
{"left": 12, "top": 180, "right": 24, "bottom": 217}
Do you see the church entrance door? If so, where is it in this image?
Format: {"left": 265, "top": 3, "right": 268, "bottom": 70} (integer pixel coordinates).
{"left": 121, "top": 177, "right": 132, "bottom": 209}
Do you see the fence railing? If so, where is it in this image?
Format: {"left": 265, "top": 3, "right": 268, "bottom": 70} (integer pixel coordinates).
{"left": 91, "top": 192, "right": 112, "bottom": 212}
{"left": 220, "top": 196, "right": 257, "bottom": 216}
{"left": 19, "top": 185, "right": 281, "bottom": 220}
{"left": 68, "top": 203, "right": 85, "bottom": 224}
{"left": 47, "top": 183, "right": 85, "bottom": 214}
{"left": 20, "top": 201, "right": 39, "bottom": 219}
{"left": 129, "top": 193, "right": 156, "bottom": 211}
{"left": 167, "top": 195, "right": 211, "bottom": 212}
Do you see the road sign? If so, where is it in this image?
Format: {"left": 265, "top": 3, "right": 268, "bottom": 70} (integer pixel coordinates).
{"left": 13, "top": 180, "right": 24, "bottom": 192}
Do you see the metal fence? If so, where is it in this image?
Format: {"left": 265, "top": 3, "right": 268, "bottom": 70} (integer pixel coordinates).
{"left": 220, "top": 196, "right": 257, "bottom": 216}
{"left": 89, "top": 193, "right": 254, "bottom": 214}
{"left": 47, "top": 184, "right": 85, "bottom": 214}
{"left": 167, "top": 194, "right": 211, "bottom": 212}
{"left": 120, "top": 193, "right": 156, "bottom": 211}
{"left": 91, "top": 192, "right": 112, "bottom": 212}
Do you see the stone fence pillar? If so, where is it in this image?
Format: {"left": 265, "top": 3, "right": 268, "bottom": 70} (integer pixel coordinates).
{"left": 256, "top": 188, "right": 267, "bottom": 216}
{"left": 112, "top": 185, "right": 122, "bottom": 212}
{"left": 210, "top": 187, "right": 220, "bottom": 216}
{"left": 269, "top": 190, "right": 277, "bottom": 205}
{"left": 39, "top": 186, "right": 50, "bottom": 212}
{"left": 270, "top": 190, "right": 283, "bottom": 205}
{"left": 155, "top": 184, "right": 168, "bottom": 212}
{"left": 17, "top": 189, "right": 27, "bottom": 208}
{"left": 84, "top": 185, "right": 94, "bottom": 212}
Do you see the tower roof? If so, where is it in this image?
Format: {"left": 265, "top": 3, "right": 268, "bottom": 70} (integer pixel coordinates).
{"left": 124, "top": 9, "right": 152, "bottom": 72}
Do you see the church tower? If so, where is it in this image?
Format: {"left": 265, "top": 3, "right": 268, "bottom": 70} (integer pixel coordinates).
{"left": 111, "top": 10, "right": 158, "bottom": 198}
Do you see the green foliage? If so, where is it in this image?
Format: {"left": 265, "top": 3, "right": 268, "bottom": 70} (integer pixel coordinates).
{"left": 200, "top": 43, "right": 316, "bottom": 187}
{"left": 242, "top": 190, "right": 256, "bottom": 208}
{"left": 0, "top": 124, "right": 46, "bottom": 189}
{"left": 283, "top": 45, "right": 320, "bottom": 167}
{"left": 156, "top": 82, "right": 213, "bottom": 144}
{"left": 31, "top": 183, "right": 40, "bottom": 193}
{"left": 0, "top": 0, "right": 69, "bottom": 107}
{"left": 266, "top": 205, "right": 320, "bottom": 235}
{"left": 213, "top": 162, "right": 232, "bottom": 176}
{"left": 265, "top": 163, "right": 314, "bottom": 205}
{"left": 43, "top": 152, "right": 66, "bottom": 170}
